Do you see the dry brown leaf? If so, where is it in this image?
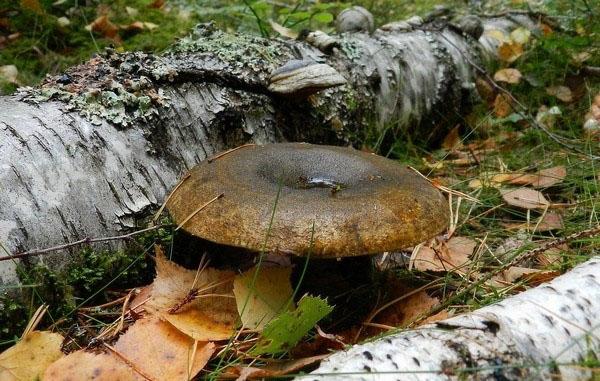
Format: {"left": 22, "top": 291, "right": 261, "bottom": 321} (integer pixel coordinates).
{"left": 475, "top": 77, "right": 496, "bottom": 103}
{"left": 233, "top": 266, "right": 294, "bottom": 330}
{"left": 503, "top": 211, "right": 564, "bottom": 232}
{"left": 539, "top": 23, "right": 553, "bottom": 36}
{"left": 225, "top": 354, "right": 329, "bottom": 381}
{"left": 441, "top": 125, "right": 462, "bottom": 150}
{"left": 500, "top": 187, "right": 550, "bottom": 209}
{"left": 546, "top": 86, "right": 573, "bottom": 103}
{"left": 493, "top": 68, "right": 522, "bottom": 84}
{"left": 85, "top": 15, "right": 119, "bottom": 40}
{"left": 147, "top": 250, "right": 237, "bottom": 341}
{"left": 43, "top": 350, "right": 141, "bottom": 381}
{"left": 506, "top": 166, "right": 567, "bottom": 188}
{"left": 498, "top": 41, "right": 524, "bottom": 63}
{"left": 376, "top": 290, "right": 440, "bottom": 328}
{"left": 20, "top": 0, "right": 43, "bottom": 14}
{"left": 412, "top": 237, "right": 475, "bottom": 272}
{"left": 114, "top": 318, "right": 215, "bottom": 381}
{"left": 493, "top": 93, "right": 513, "bottom": 117}
{"left": 0, "top": 331, "right": 64, "bottom": 381}
{"left": 492, "top": 267, "right": 560, "bottom": 287}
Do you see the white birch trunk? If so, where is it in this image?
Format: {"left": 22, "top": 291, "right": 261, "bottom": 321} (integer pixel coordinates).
{"left": 0, "top": 13, "right": 535, "bottom": 286}
{"left": 304, "top": 256, "right": 600, "bottom": 381}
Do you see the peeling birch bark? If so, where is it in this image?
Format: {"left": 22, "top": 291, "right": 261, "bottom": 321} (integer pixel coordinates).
{"left": 0, "top": 12, "right": 537, "bottom": 286}
{"left": 304, "top": 257, "right": 600, "bottom": 381}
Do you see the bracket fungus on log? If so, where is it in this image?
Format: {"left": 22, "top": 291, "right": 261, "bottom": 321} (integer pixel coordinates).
{"left": 268, "top": 59, "right": 347, "bottom": 96}
{"left": 166, "top": 143, "right": 449, "bottom": 258}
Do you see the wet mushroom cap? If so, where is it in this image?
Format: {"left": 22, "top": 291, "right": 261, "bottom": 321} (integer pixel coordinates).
{"left": 166, "top": 143, "right": 449, "bottom": 258}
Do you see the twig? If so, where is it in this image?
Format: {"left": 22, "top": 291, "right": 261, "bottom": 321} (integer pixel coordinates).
{"left": 1, "top": 224, "right": 174, "bottom": 262}
{"left": 175, "top": 193, "right": 224, "bottom": 231}
{"left": 206, "top": 143, "right": 255, "bottom": 163}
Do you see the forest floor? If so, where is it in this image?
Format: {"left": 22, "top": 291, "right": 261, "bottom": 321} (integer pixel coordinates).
{"left": 0, "top": 0, "right": 599, "bottom": 378}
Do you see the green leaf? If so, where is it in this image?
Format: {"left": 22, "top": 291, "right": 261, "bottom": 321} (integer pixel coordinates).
{"left": 312, "top": 12, "right": 334, "bottom": 24}
{"left": 251, "top": 295, "right": 333, "bottom": 355}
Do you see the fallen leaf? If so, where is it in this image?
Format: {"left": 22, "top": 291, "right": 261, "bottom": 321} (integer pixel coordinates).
{"left": 485, "top": 29, "right": 509, "bottom": 43}
{"left": 0, "top": 331, "right": 64, "bottom": 381}
{"left": 539, "top": 23, "right": 553, "bottom": 36}
{"left": 85, "top": 15, "right": 119, "bottom": 40}
{"left": 44, "top": 350, "right": 140, "bottom": 381}
{"left": 375, "top": 290, "right": 440, "bottom": 328}
{"left": 20, "top": 0, "right": 43, "bottom": 14}
{"left": 147, "top": 249, "right": 237, "bottom": 341}
{"left": 56, "top": 16, "right": 70, "bottom": 27}
{"left": 225, "top": 354, "right": 329, "bottom": 381}
{"left": 502, "top": 211, "right": 564, "bottom": 232}
{"left": 252, "top": 296, "right": 333, "bottom": 355}
{"left": 475, "top": 76, "right": 496, "bottom": 103}
{"left": 501, "top": 187, "right": 550, "bottom": 209}
{"left": 529, "top": 166, "right": 567, "bottom": 188}
{"left": 0, "top": 65, "right": 19, "bottom": 85}
{"left": 114, "top": 318, "right": 215, "bottom": 381}
{"left": 269, "top": 20, "right": 299, "bottom": 39}
{"left": 493, "top": 68, "right": 522, "bottom": 84}
{"left": 498, "top": 41, "right": 524, "bottom": 63}
{"left": 493, "top": 93, "right": 513, "bottom": 117}
{"left": 546, "top": 86, "right": 573, "bottom": 103}
{"left": 233, "top": 266, "right": 294, "bottom": 330}
{"left": 535, "top": 105, "right": 561, "bottom": 129}
{"left": 491, "top": 267, "right": 559, "bottom": 287}
{"left": 441, "top": 125, "right": 462, "bottom": 150}
{"left": 148, "top": 0, "right": 165, "bottom": 8}
{"left": 510, "top": 27, "right": 531, "bottom": 45}
{"left": 411, "top": 237, "right": 475, "bottom": 272}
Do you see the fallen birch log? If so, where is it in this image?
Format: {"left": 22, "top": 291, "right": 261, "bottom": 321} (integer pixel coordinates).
{"left": 0, "top": 9, "right": 536, "bottom": 287}
{"left": 304, "top": 256, "right": 600, "bottom": 381}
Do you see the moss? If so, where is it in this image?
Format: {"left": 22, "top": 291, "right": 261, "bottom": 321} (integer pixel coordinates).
{"left": 0, "top": 243, "right": 155, "bottom": 349}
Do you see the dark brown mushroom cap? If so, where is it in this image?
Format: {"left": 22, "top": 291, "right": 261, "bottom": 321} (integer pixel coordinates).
{"left": 166, "top": 143, "right": 449, "bottom": 258}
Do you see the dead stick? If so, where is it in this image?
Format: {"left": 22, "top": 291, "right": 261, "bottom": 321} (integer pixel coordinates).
{"left": 0, "top": 224, "right": 175, "bottom": 262}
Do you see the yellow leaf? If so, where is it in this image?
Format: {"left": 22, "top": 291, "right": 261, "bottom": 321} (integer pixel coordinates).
{"left": 146, "top": 249, "right": 238, "bottom": 341}
{"left": 0, "top": 331, "right": 64, "bottom": 381}
{"left": 44, "top": 350, "right": 141, "bottom": 381}
{"left": 485, "top": 29, "right": 509, "bottom": 43}
{"left": 510, "top": 27, "right": 531, "bottom": 45}
{"left": 233, "top": 266, "right": 294, "bottom": 330}
{"left": 114, "top": 318, "right": 215, "bottom": 381}
{"left": 493, "top": 68, "right": 522, "bottom": 84}
{"left": 498, "top": 41, "right": 524, "bottom": 63}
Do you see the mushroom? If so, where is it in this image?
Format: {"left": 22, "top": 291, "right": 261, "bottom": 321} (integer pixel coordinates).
{"left": 335, "top": 6, "right": 375, "bottom": 34}
{"left": 166, "top": 143, "right": 448, "bottom": 258}
{"left": 268, "top": 59, "right": 346, "bottom": 96}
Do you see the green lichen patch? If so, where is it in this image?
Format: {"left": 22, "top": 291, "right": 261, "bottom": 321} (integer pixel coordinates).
{"left": 170, "top": 23, "right": 287, "bottom": 67}
{"left": 19, "top": 50, "right": 175, "bottom": 128}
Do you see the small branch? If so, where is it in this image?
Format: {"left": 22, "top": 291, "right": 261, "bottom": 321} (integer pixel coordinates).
{"left": 0, "top": 224, "right": 175, "bottom": 263}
